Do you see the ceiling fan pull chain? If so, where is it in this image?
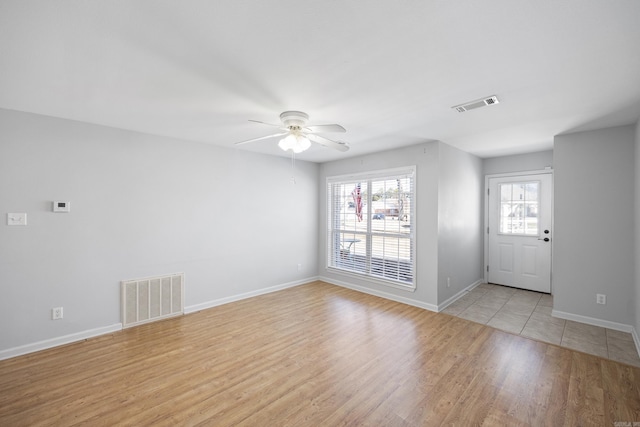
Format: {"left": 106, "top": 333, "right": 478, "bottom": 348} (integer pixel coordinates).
{"left": 290, "top": 152, "right": 297, "bottom": 184}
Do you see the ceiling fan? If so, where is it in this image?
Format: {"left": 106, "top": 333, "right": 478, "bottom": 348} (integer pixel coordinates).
{"left": 234, "top": 111, "right": 349, "bottom": 153}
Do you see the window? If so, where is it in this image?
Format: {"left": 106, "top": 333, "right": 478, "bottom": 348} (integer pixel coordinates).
{"left": 499, "top": 181, "right": 539, "bottom": 235}
{"left": 327, "top": 167, "right": 415, "bottom": 289}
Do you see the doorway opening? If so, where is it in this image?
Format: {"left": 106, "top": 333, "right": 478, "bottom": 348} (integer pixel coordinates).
{"left": 484, "top": 171, "right": 553, "bottom": 293}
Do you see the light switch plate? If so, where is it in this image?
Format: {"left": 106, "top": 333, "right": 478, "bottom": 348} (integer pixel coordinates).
{"left": 7, "top": 213, "right": 27, "bottom": 226}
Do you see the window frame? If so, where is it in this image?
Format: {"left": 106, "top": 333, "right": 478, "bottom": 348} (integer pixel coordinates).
{"left": 326, "top": 166, "right": 416, "bottom": 291}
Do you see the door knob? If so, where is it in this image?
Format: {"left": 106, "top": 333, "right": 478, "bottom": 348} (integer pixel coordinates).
{"left": 538, "top": 237, "right": 550, "bottom": 242}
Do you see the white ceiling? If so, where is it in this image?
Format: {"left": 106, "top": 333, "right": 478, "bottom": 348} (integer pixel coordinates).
{"left": 1, "top": 1, "right": 639, "bottom": 162}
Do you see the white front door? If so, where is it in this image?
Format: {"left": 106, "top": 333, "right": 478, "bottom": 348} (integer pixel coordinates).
{"left": 486, "top": 173, "right": 552, "bottom": 293}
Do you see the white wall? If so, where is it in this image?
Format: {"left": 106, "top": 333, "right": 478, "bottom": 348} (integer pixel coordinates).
{"left": 318, "top": 141, "right": 483, "bottom": 309}
{"left": 437, "top": 143, "right": 484, "bottom": 302}
{"left": 483, "top": 150, "right": 553, "bottom": 175}
{"left": 635, "top": 119, "right": 640, "bottom": 337}
{"left": 554, "top": 125, "right": 635, "bottom": 327}
{"left": 0, "top": 109, "right": 319, "bottom": 356}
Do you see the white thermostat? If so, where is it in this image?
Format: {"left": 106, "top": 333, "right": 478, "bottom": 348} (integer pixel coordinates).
{"left": 53, "top": 201, "right": 71, "bottom": 212}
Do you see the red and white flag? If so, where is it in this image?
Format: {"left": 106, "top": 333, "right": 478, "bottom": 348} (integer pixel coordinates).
{"left": 352, "top": 183, "right": 363, "bottom": 222}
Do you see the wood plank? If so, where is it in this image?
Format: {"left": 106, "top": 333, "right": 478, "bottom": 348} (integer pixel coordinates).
{"left": 1, "top": 281, "right": 639, "bottom": 426}
{"left": 564, "top": 351, "right": 605, "bottom": 426}
{"left": 601, "top": 357, "right": 640, "bottom": 425}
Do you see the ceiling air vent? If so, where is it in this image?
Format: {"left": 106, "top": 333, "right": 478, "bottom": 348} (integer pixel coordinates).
{"left": 452, "top": 95, "right": 500, "bottom": 113}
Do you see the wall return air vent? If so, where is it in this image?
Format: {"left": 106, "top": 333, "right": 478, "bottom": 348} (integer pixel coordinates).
{"left": 452, "top": 95, "right": 500, "bottom": 113}
{"left": 121, "top": 273, "right": 184, "bottom": 328}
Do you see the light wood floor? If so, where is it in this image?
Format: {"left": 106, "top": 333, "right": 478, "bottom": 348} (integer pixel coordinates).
{"left": 1, "top": 281, "right": 639, "bottom": 426}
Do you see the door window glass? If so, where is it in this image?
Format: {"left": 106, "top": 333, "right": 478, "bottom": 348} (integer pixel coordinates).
{"left": 499, "top": 181, "right": 539, "bottom": 235}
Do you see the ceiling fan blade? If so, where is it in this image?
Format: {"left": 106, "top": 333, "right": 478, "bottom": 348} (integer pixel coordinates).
{"left": 249, "top": 120, "right": 286, "bottom": 129}
{"left": 307, "top": 134, "right": 350, "bottom": 152}
{"left": 234, "top": 132, "right": 288, "bottom": 146}
{"left": 305, "top": 124, "right": 346, "bottom": 133}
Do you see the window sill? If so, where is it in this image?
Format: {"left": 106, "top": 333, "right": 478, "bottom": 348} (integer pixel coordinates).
{"left": 326, "top": 266, "right": 416, "bottom": 292}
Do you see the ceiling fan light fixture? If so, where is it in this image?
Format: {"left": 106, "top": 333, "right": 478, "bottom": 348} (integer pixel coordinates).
{"left": 278, "top": 134, "right": 297, "bottom": 151}
{"left": 278, "top": 133, "right": 311, "bottom": 153}
{"left": 297, "top": 135, "right": 311, "bottom": 152}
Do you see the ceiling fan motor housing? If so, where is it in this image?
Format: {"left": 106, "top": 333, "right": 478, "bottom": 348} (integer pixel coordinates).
{"left": 280, "top": 111, "right": 309, "bottom": 128}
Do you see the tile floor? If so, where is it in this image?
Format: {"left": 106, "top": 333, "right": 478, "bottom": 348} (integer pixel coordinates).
{"left": 442, "top": 283, "right": 640, "bottom": 367}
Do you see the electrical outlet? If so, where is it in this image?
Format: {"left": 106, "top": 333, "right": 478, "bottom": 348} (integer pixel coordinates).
{"left": 52, "top": 307, "right": 63, "bottom": 320}
{"left": 596, "top": 294, "right": 606, "bottom": 305}
{"left": 446, "top": 277, "right": 451, "bottom": 288}
{"left": 297, "top": 263, "right": 302, "bottom": 271}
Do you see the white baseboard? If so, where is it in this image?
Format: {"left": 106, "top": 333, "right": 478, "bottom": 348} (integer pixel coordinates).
{"left": 0, "top": 323, "right": 122, "bottom": 361}
{"left": 551, "top": 309, "right": 633, "bottom": 333}
{"left": 319, "top": 276, "right": 439, "bottom": 312}
{"left": 184, "top": 276, "right": 317, "bottom": 314}
{"left": 632, "top": 328, "right": 640, "bottom": 359}
{"left": 437, "top": 279, "right": 484, "bottom": 312}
